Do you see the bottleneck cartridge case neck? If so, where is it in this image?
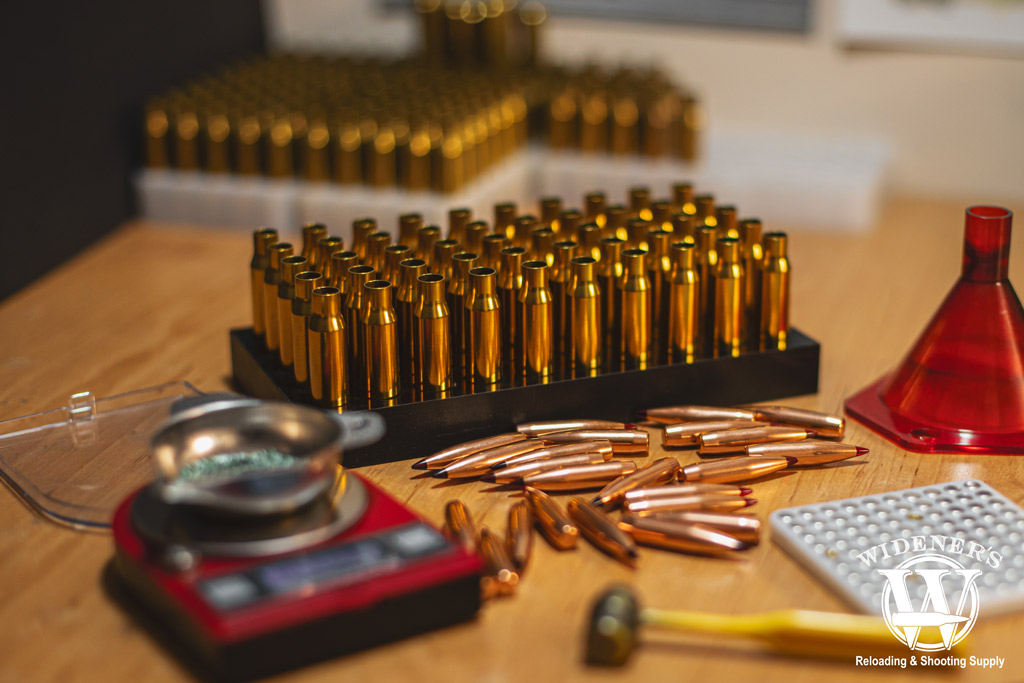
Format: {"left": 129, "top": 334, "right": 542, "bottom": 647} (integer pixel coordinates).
{"left": 449, "top": 208, "right": 471, "bottom": 244}
{"left": 308, "top": 286, "right": 347, "bottom": 406}
{"left": 415, "top": 274, "right": 452, "bottom": 393}
{"left": 264, "top": 242, "right": 294, "bottom": 351}
{"left": 468, "top": 267, "right": 502, "bottom": 385}
{"left": 351, "top": 219, "right": 376, "bottom": 262}
{"left": 363, "top": 281, "right": 400, "bottom": 399}
{"left": 519, "top": 260, "right": 554, "bottom": 379}
{"left": 761, "top": 232, "right": 790, "bottom": 350}
{"left": 569, "top": 257, "right": 602, "bottom": 374}
{"left": 329, "top": 251, "right": 358, "bottom": 291}
{"left": 291, "top": 271, "right": 324, "bottom": 384}
{"left": 301, "top": 223, "right": 328, "bottom": 265}
{"left": 619, "top": 248, "right": 651, "bottom": 369}
{"left": 250, "top": 228, "right": 279, "bottom": 336}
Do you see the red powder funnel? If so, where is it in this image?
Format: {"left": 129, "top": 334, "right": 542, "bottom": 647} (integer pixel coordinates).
{"left": 845, "top": 206, "right": 1024, "bottom": 454}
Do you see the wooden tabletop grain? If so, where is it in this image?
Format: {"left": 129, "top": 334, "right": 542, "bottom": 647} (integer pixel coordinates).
{"left": 1, "top": 196, "right": 1023, "bottom": 683}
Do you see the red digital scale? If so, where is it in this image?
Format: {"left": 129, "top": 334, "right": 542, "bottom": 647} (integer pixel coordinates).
{"left": 111, "top": 470, "right": 483, "bottom": 681}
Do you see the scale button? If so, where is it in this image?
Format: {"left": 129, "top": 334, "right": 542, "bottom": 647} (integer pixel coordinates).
{"left": 389, "top": 524, "right": 448, "bottom": 557}
{"left": 200, "top": 574, "right": 260, "bottom": 610}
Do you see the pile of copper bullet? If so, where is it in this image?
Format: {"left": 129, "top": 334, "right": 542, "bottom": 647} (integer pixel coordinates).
{"left": 248, "top": 183, "right": 793, "bottom": 406}
{"left": 415, "top": 405, "right": 865, "bottom": 584}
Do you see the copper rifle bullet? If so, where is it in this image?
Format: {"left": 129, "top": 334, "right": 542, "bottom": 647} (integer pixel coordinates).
{"left": 578, "top": 222, "right": 602, "bottom": 262}
{"left": 629, "top": 186, "right": 652, "bottom": 221}
{"left": 639, "top": 511, "right": 761, "bottom": 545}
{"left": 746, "top": 440, "right": 867, "bottom": 466}
{"left": 592, "top": 457, "right": 681, "bottom": 508}
{"left": 363, "top": 280, "right": 400, "bottom": 400}
{"left": 584, "top": 191, "right": 606, "bottom": 227}
{"left": 277, "top": 256, "right": 308, "bottom": 367}
{"left": 695, "top": 226, "right": 718, "bottom": 350}
{"left": 524, "top": 486, "right": 578, "bottom": 550}
{"left": 699, "top": 426, "right": 815, "bottom": 455}
{"left": 567, "top": 497, "right": 639, "bottom": 566}
{"left": 695, "top": 194, "right": 715, "bottom": 226}
{"left": 250, "top": 228, "right": 278, "bottom": 337}
{"left": 464, "top": 220, "right": 489, "bottom": 255}
{"left": 397, "top": 258, "right": 427, "bottom": 387}
{"left": 317, "top": 236, "right": 345, "bottom": 282}
{"left": 672, "top": 182, "right": 695, "bottom": 215}
{"left": 263, "top": 242, "right": 293, "bottom": 351}
{"left": 624, "top": 494, "right": 756, "bottom": 516}
{"left": 568, "top": 256, "right": 602, "bottom": 375}
{"left": 497, "top": 440, "right": 615, "bottom": 470}
{"left": 597, "top": 237, "right": 624, "bottom": 361}
{"left": 606, "top": 204, "right": 627, "bottom": 241}
{"left": 448, "top": 252, "right": 478, "bottom": 378}
{"left": 713, "top": 237, "right": 744, "bottom": 358}
{"left": 744, "top": 405, "right": 845, "bottom": 439}
{"left": 646, "top": 229, "right": 672, "bottom": 350}
{"left": 667, "top": 241, "right": 699, "bottom": 363}
{"left": 618, "top": 514, "right": 751, "bottom": 556}
{"left": 494, "top": 203, "right": 516, "bottom": 240}
{"left": 329, "top": 250, "right": 358, "bottom": 291}
{"left": 345, "top": 265, "right": 375, "bottom": 394}
{"left": 383, "top": 244, "right": 412, "bottom": 284}
{"left": 542, "top": 428, "right": 649, "bottom": 455}
{"left": 467, "top": 267, "right": 502, "bottom": 385}
{"left": 559, "top": 209, "right": 582, "bottom": 242}
{"left": 622, "top": 483, "right": 753, "bottom": 503}
{"left": 663, "top": 420, "right": 770, "bottom": 448}
{"left": 444, "top": 499, "right": 477, "bottom": 551}
{"left": 739, "top": 219, "right": 763, "bottom": 347}
{"left": 449, "top": 207, "right": 471, "bottom": 244}
{"left": 307, "top": 286, "right": 347, "bottom": 407}
{"left": 716, "top": 205, "right": 738, "bottom": 238}
{"left": 413, "top": 432, "right": 527, "bottom": 470}
{"left": 540, "top": 197, "right": 562, "bottom": 231}
{"left": 761, "top": 231, "right": 790, "bottom": 350}
{"left": 498, "top": 247, "right": 526, "bottom": 367}
{"left": 619, "top": 248, "right": 652, "bottom": 369}
{"left": 640, "top": 405, "right": 758, "bottom": 424}
{"left": 550, "top": 240, "right": 578, "bottom": 362}
{"left": 416, "top": 225, "right": 441, "bottom": 263}
{"left": 517, "top": 419, "right": 633, "bottom": 437}
{"left": 625, "top": 218, "right": 651, "bottom": 251}
{"left": 291, "top": 271, "right": 324, "bottom": 384}
{"left": 488, "top": 452, "right": 613, "bottom": 484}
{"left": 512, "top": 215, "right": 537, "bottom": 250}
{"left": 366, "top": 231, "right": 392, "bottom": 274}
{"left": 680, "top": 455, "right": 790, "bottom": 484}
{"left": 351, "top": 218, "right": 376, "bottom": 262}
{"left": 530, "top": 226, "right": 556, "bottom": 267}
{"left": 517, "top": 260, "right": 554, "bottom": 379}
{"left": 481, "top": 233, "right": 508, "bottom": 271}
{"left": 525, "top": 461, "right": 638, "bottom": 492}
{"left": 506, "top": 501, "right": 533, "bottom": 571}
{"left": 478, "top": 526, "right": 519, "bottom": 597}
{"left": 432, "top": 238, "right": 459, "bottom": 279}
{"left": 435, "top": 439, "right": 547, "bottom": 479}
{"left": 672, "top": 212, "right": 697, "bottom": 244}
{"left": 416, "top": 273, "right": 453, "bottom": 394}
{"left": 397, "top": 213, "right": 422, "bottom": 248}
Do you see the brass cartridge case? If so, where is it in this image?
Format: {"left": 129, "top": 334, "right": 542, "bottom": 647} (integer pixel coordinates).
{"left": 506, "top": 501, "right": 533, "bottom": 571}
{"left": 399, "top": 213, "right": 423, "bottom": 248}
{"left": 478, "top": 526, "right": 519, "bottom": 598}
{"left": 593, "top": 457, "right": 681, "bottom": 508}
{"left": 467, "top": 267, "right": 502, "bottom": 385}
{"left": 524, "top": 486, "right": 578, "bottom": 550}
{"left": 494, "top": 203, "right": 516, "bottom": 240}
{"left": 352, "top": 218, "right": 376, "bottom": 263}
{"left": 652, "top": 200, "right": 673, "bottom": 232}
{"left": 646, "top": 229, "right": 672, "bottom": 351}
{"left": 680, "top": 455, "right": 790, "bottom": 484}
{"left": 716, "top": 205, "right": 738, "bottom": 238}
{"left": 619, "top": 248, "right": 651, "bottom": 369}
{"left": 695, "top": 226, "right": 718, "bottom": 349}
{"left": 517, "top": 420, "right": 628, "bottom": 437}
{"left": 250, "top": 228, "right": 278, "bottom": 337}
{"left": 578, "top": 222, "right": 602, "bottom": 262}
{"left": 641, "top": 405, "right": 758, "bottom": 424}
{"left": 579, "top": 91, "right": 608, "bottom": 152}
{"left": 481, "top": 233, "right": 508, "bottom": 271}
{"left": 413, "top": 432, "right": 526, "bottom": 470}
{"left": 301, "top": 224, "right": 327, "bottom": 268}
{"left": 629, "top": 187, "right": 652, "bottom": 221}
{"left": 499, "top": 440, "right": 614, "bottom": 470}
{"left": 235, "top": 113, "right": 261, "bottom": 176}
{"left": 333, "top": 119, "right": 361, "bottom": 184}
{"left": 550, "top": 240, "right": 578, "bottom": 361}
{"left": 745, "top": 405, "right": 845, "bottom": 439}
{"left": 174, "top": 106, "right": 199, "bottom": 171}
{"left": 415, "top": 274, "right": 452, "bottom": 394}
{"left": 584, "top": 191, "right": 606, "bottom": 227}
{"left": 366, "top": 231, "right": 392, "bottom": 274}
{"left": 464, "top": 220, "right": 489, "bottom": 255}
{"left": 498, "top": 247, "right": 526, "bottom": 367}
{"left": 437, "top": 439, "right": 547, "bottom": 478}
{"left": 370, "top": 124, "right": 397, "bottom": 188}
{"left": 518, "top": 260, "right": 554, "bottom": 379}
{"left": 317, "top": 236, "right": 344, "bottom": 282}
{"left": 624, "top": 493, "right": 754, "bottom": 516}
{"left": 663, "top": 420, "right": 770, "bottom": 448}
{"left": 308, "top": 286, "right": 347, "bottom": 407}
{"left": 540, "top": 197, "right": 562, "bottom": 231}
{"left": 713, "top": 237, "right": 744, "bottom": 358}
{"left": 606, "top": 204, "right": 627, "bottom": 241}
{"left": 671, "top": 182, "right": 695, "bottom": 215}
{"left": 144, "top": 100, "right": 169, "bottom": 168}
{"left": 567, "top": 497, "right": 638, "bottom": 565}
{"left": 568, "top": 257, "right": 602, "bottom": 375}
{"left": 329, "top": 250, "right": 358, "bottom": 291}
{"left": 541, "top": 428, "right": 649, "bottom": 455}
{"left": 548, "top": 89, "right": 576, "bottom": 149}
{"left": 448, "top": 208, "right": 471, "bottom": 244}
{"left": 559, "top": 209, "right": 582, "bottom": 241}
{"left": 746, "top": 439, "right": 866, "bottom": 466}
{"left": 416, "top": 225, "right": 441, "bottom": 262}
{"left": 263, "top": 242, "right": 293, "bottom": 351}
{"left": 443, "top": 499, "right": 476, "bottom": 551}
{"left": 618, "top": 515, "right": 750, "bottom": 556}
{"left": 625, "top": 218, "right": 651, "bottom": 251}
{"left": 383, "top": 244, "right": 412, "bottom": 285}
{"left": 698, "top": 425, "right": 815, "bottom": 455}
{"left": 642, "top": 511, "right": 761, "bottom": 545}
{"left": 267, "top": 114, "right": 294, "bottom": 178}
{"left": 525, "top": 461, "right": 637, "bottom": 492}
{"left": 512, "top": 215, "right": 537, "bottom": 250}
{"left": 530, "top": 226, "right": 556, "bottom": 266}
{"left": 432, "top": 239, "right": 459, "bottom": 279}
{"left": 304, "top": 117, "right": 330, "bottom": 182}
{"left": 204, "top": 110, "right": 230, "bottom": 173}
{"left": 761, "top": 232, "right": 790, "bottom": 350}
{"left": 739, "top": 219, "right": 763, "bottom": 348}
{"left": 598, "top": 237, "right": 624, "bottom": 361}
{"left": 695, "top": 194, "right": 715, "bottom": 226}
{"left": 448, "top": 252, "right": 478, "bottom": 378}
{"left": 622, "top": 483, "right": 752, "bottom": 503}
{"left": 672, "top": 212, "right": 697, "bottom": 244}
{"left": 490, "top": 452, "right": 611, "bottom": 484}
{"left": 611, "top": 95, "right": 639, "bottom": 156}
{"left": 363, "top": 280, "right": 400, "bottom": 400}
{"left": 667, "top": 242, "right": 699, "bottom": 363}
{"left": 397, "top": 258, "right": 427, "bottom": 386}
{"left": 291, "top": 271, "right": 324, "bottom": 384}
{"left": 345, "top": 265, "right": 375, "bottom": 394}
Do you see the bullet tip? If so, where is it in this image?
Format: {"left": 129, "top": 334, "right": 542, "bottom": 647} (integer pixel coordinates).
{"left": 590, "top": 497, "right": 603, "bottom": 506}
{"left": 491, "top": 462, "right": 508, "bottom": 470}
{"left": 856, "top": 446, "right": 869, "bottom": 456}
{"left": 784, "top": 456, "right": 799, "bottom": 466}
{"left": 739, "top": 487, "right": 753, "bottom": 496}
{"left": 411, "top": 460, "right": 427, "bottom": 470}
{"left": 624, "top": 423, "right": 638, "bottom": 430}
{"left": 806, "top": 429, "right": 818, "bottom": 438}
{"left": 432, "top": 470, "right": 449, "bottom": 479}
{"left": 744, "top": 498, "right": 758, "bottom": 507}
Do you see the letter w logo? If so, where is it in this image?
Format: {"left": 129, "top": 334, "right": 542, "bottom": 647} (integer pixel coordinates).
{"left": 878, "top": 566, "right": 982, "bottom": 649}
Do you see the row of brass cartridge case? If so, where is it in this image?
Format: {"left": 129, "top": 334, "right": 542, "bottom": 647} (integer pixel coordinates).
{"left": 417, "top": 0, "right": 545, "bottom": 68}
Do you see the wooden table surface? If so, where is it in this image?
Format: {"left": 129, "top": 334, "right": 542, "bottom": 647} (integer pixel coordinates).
{"left": 1, "top": 196, "right": 1023, "bottom": 683}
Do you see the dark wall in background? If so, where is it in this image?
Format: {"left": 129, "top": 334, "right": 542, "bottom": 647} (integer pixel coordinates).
{"left": 0, "top": 3, "right": 266, "bottom": 300}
